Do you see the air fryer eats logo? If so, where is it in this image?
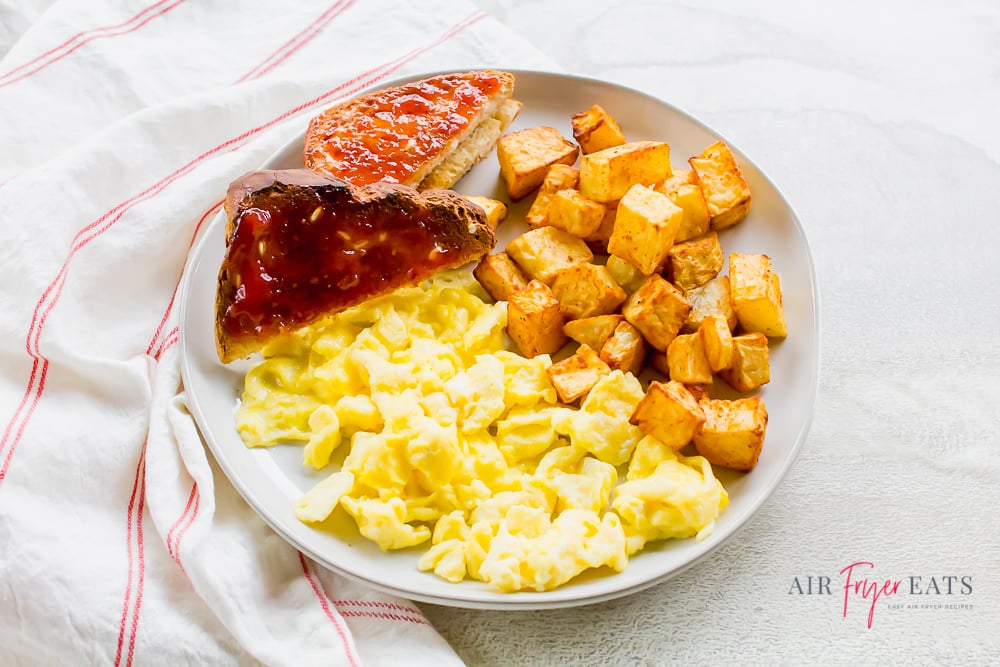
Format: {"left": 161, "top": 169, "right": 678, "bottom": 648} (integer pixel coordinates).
{"left": 788, "top": 561, "right": 974, "bottom": 628}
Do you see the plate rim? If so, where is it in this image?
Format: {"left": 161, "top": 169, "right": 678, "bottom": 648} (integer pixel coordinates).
{"left": 178, "top": 67, "right": 821, "bottom": 610}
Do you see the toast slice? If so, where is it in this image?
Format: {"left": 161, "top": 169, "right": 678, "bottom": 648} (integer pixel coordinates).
{"left": 215, "top": 169, "right": 496, "bottom": 363}
{"left": 304, "top": 70, "right": 520, "bottom": 190}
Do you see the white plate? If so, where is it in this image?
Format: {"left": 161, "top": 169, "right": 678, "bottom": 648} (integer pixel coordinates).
{"left": 179, "top": 70, "right": 820, "bottom": 609}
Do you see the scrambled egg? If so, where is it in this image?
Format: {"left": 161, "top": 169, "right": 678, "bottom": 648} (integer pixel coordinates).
{"left": 236, "top": 271, "right": 728, "bottom": 592}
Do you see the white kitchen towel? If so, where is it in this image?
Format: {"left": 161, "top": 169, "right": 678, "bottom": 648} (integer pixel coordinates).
{"left": 0, "top": 1, "right": 557, "bottom": 664}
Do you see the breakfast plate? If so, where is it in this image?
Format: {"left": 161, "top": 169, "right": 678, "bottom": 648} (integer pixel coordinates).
{"left": 178, "top": 69, "right": 819, "bottom": 609}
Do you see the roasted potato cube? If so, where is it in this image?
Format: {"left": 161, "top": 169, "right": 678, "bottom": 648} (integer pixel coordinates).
{"left": 699, "top": 314, "right": 734, "bottom": 372}
{"left": 546, "top": 344, "right": 611, "bottom": 403}
{"left": 650, "top": 354, "right": 716, "bottom": 389}
{"left": 666, "top": 332, "right": 713, "bottom": 384}
{"left": 655, "top": 172, "right": 711, "bottom": 243}
{"left": 547, "top": 189, "right": 607, "bottom": 238}
{"left": 718, "top": 333, "right": 770, "bottom": 391}
{"left": 506, "top": 226, "right": 594, "bottom": 285}
{"left": 686, "top": 384, "right": 711, "bottom": 402}
{"left": 498, "top": 126, "right": 579, "bottom": 200}
{"left": 605, "top": 254, "right": 646, "bottom": 295}
{"left": 629, "top": 380, "right": 705, "bottom": 451}
{"left": 667, "top": 231, "right": 724, "bottom": 291}
{"left": 659, "top": 169, "right": 696, "bottom": 189}
{"left": 600, "top": 321, "right": 646, "bottom": 376}
{"left": 507, "top": 280, "right": 567, "bottom": 358}
{"left": 607, "top": 184, "right": 683, "bottom": 275}
{"left": 579, "top": 141, "right": 672, "bottom": 203}
{"left": 525, "top": 165, "right": 580, "bottom": 227}
{"left": 689, "top": 140, "right": 751, "bottom": 229}
{"left": 649, "top": 349, "right": 669, "bottom": 377}
{"left": 550, "top": 262, "right": 627, "bottom": 320}
{"left": 693, "top": 397, "right": 768, "bottom": 471}
{"left": 464, "top": 196, "right": 508, "bottom": 229}
{"left": 667, "top": 185, "right": 712, "bottom": 243}
{"left": 473, "top": 252, "right": 529, "bottom": 302}
{"left": 682, "top": 276, "right": 737, "bottom": 333}
{"left": 563, "top": 314, "right": 623, "bottom": 351}
{"left": 729, "top": 253, "right": 787, "bottom": 337}
{"left": 571, "top": 104, "right": 627, "bottom": 154}
{"left": 622, "top": 275, "right": 691, "bottom": 352}
{"left": 583, "top": 201, "right": 617, "bottom": 254}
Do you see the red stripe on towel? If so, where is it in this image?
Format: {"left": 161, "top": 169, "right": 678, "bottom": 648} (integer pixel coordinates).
{"left": 115, "top": 333, "right": 183, "bottom": 664}
{"left": 0, "top": 0, "right": 176, "bottom": 80}
{"left": 0, "top": 0, "right": 187, "bottom": 90}
{"left": 332, "top": 599, "right": 424, "bottom": 616}
{"left": 236, "top": 0, "right": 358, "bottom": 83}
{"left": 146, "top": 199, "right": 223, "bottom": 355}
{"left": 337, "top": 609, "right": 431, "bottom": 626}
{"left": 113, "top": 446, "right": 146, "bottom": 666}
{"left": 168, "top": 484, "right": 200, "bottom": 575}
{"left": 152, "top": 327, "right": 179, "bottom": 360}
{"left": 124, "top": 452, "right": 148, "bottom": 667}
{"left": 166, "top": 482, "right": 198, "bottom": 562}
{"left": 299, "top": 552, "right": 362, "bottom": 667}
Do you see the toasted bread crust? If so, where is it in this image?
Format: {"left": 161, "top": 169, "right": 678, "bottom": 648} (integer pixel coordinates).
{"left": 304, "top": 71, "right": 515, "bottom": 188}
{"left": 215, "top": 169, "right": 496, "bottom": 363}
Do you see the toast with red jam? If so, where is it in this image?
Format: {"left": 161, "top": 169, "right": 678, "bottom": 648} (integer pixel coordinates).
{"left": 215, "top": 169, "right": 496, "bottom": 363}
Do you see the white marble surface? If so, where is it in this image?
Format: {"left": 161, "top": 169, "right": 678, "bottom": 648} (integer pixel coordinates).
{"left": 423, "top": 1, "right": 1000, "bottom": 664}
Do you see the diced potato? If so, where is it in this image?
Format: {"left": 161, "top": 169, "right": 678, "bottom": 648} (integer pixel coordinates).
{"left": 699, "top": 314, "right": 734, "bottom": 372}
{"left": 685, "top": 384, "right": 711, "bottom": 402}
{"left": 464, "top": 196, "right": 508, "bottom": 229}
{"left": 629, "top": 380, "right": 705, "bottom": 451}
{"left": 473, "top": 252, "right": 529, "bottom": 302}
{"left": 507, "top": 280, "right": 568, "bottom": 358}
{"left": 607, "top": 185, "right": 683, "bottom": 275}
{"left": 655, "top": 170, "right": 711, "bottom": 243}
{"left": 649, "top": 349, "right": 669, "bottom": 377}
{"left": 666, "top": 231, "right": 724, "bottom": 291}
{"left": 693, "top": 397, "right": 768, "bottom": 471}
{"left": 579, "top": 141, "right": 672, "bottom": 203}
{"left": 498, "top": 126, "right": 579, "bottom": 200}
{"left": 682, "top": 276, "right": 737, "bottom": 333}
{"left": 547, "top": 189, "right": 607, "bottom": 238}
{"left": 666, "top": 333, "right": 713, "bottom": 385}
{"left": 718, "top": 333, "right": 770, "bottom": 391}
{"left": 571, "top": 105, "right": 627, "bottom": 154}
{"left": 729, "top": 253, "right": 787, "bottom": 337}
{"left": 605, "top": 254, "right": 646, "bottom": 295}
{"left": 546, "top": 344, "right": 611, "bottom": 403}
{"left": 583, "top": 201, "right": 617, "bottom": 254}
{"left": 550, "top": 262, "right": 627, "bottom": 320}
{"left": 622, "top": 275, "right": 691, "bottom": 352}
{"left": 563, "top": 314, "right": 623, "bottom": 351}
{"left": 665, "top": 185, "right": 712, "bottom": 243}
{"left": 506, "top": 226, "right": 594, "bottom": 284}
{"left": 525, "top": 165, "right": 580, "bottom": 227}
{"left": 600, "top": 321, "right": 646, "bottom": 376}
{"left": 689, "top": 140, "right": 751, "bottom": 229}
{"left": 659, "top": 169, "right": 696, "bottom": 190}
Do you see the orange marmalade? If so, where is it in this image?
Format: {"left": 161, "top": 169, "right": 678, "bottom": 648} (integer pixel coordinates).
{"left": 303, "top": 71, "right": 505, "bottom": 186}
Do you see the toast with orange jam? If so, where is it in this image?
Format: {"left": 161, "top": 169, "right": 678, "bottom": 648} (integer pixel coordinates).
{"left": 304, "top": 70, "right": 520, "bottom": 190}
